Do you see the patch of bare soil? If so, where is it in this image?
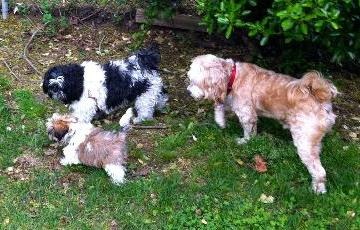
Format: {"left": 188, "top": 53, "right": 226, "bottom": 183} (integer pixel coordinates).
{"left": 333, "top": 77, "right": 360, "bottom": 142}
{"left": 3, "top": 154, "right": 42, "bottom": 181}
{"left": 58, "top": 172, "right": 86, "bottom": 191}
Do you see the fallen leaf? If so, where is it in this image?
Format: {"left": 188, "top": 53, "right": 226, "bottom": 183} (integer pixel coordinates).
{"left": 138, "top": 159, "right": 145, "bottom": 165}
{"left": 346, "top": 210, "right": 355, "bottom": 218}
{"left": 192, "top": 134, "right": 198, "bottom": 141}
{"left": 3, "top": 217, "right": 10, "bottom": 225}
{"left": 110, "top": 220, "right": 118, "bottom": 230}
{"left": 121, "top": 35, "right": 130, "bottom": 41}
{"left": 155, "top": 36, "right": 165, "bottom": 44}
{"left": 235, "top": 159, "right": 244, "bottom": 166}
{"left": 254, "top": 155, "right": 267, "bottom": 173}
{"left": 349, "top": 132, "right": 358, "bottom": 138}
{"left": 195, "top": 208, "right": 202, "bottom": 215}
{"left": 258, "top": 193, "right": 274, "bottom": 204}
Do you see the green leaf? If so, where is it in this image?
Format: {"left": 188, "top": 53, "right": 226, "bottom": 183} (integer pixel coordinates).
{"left": 260, "top": 36, "right": 269, "bottom": 46}
{"left": 300, "top": 23, "right": 308, "bottom": 35}
{"left": 249, "top": 0, "right": 257, "bottom": 7}
{"left": 276, "top": 11, "right": 287, "bottom": 19}
{"left": 220, "top": 1, "right": 225, "bottom": 11}
{"left": 225, "top": 25, "right": 233, "bottom": 38}
{"left": 281, "top": 19, "right": 294, "bottom": 31}
{"left": 241, "top": 10, "right": 251, "bottom": 16}
{"left": 248, "top": 30, "right": 257, "bottom": 37}
{"left": 217, "top": 17, "right": 229, "bottom": 25}
{"left": 347, "top": 51, "right": 355, "bottom": 60}
{"left": 315, "top": 20, "right": 324, "bottom": 28}
{"left": 330, "top": 22, "right": 339, "bottom": 29}
{"left": 235, "top": 19, "right": 243, "bottom": 27}
{"left": 285, "top": 38, "right": 292, "bottom": 43}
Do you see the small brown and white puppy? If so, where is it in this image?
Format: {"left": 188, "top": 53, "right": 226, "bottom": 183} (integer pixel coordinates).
{"left": 46, "top": 108, "right": 134, "bottom": 185}
{"left": 187, "top": 54, "right": 338, "bottom": 194}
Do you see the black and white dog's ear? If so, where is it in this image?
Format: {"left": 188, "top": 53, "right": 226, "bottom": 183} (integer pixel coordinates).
{"left": 137, "top": 43, "right": 160, "bottom": 70}
{"left": 43, "top": 67, "right": 55, "bottom": 93}
{"left": 43, "top": 66, "right": 63, "bottom": 93}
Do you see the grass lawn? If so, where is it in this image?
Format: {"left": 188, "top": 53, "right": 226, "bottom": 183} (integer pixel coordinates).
{"left": 0, "top": 73, "right": 359, "bottom": 229}
{"left": 1, "top": 15, "right": 360, "bottom": 229}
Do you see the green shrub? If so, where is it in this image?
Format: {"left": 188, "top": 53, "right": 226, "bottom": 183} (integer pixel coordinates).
{"left": 39, "top": 0, "right": 70, "bottom": 35}
{"left": 196, "top": 0, "right": 360, "bottom": 65}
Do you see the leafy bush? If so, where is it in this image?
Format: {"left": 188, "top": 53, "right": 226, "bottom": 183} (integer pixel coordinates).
{"left": 39, "top": 0, "right": 70, "bottom": 36}
{"left": 196, "top": 0, "right": 360, "bottom": 64}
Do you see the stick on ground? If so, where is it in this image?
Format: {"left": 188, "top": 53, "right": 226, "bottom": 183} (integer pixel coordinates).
{"left": 2, "top": 60, "right": 20, "bottom": 81}
{"left": 131, "top": 125, "right": 169, "bottom": 129}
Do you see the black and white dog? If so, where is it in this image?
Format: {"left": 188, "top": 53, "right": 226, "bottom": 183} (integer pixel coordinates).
{"left": 42, "top": 44, "right": 168, "bottom": 123}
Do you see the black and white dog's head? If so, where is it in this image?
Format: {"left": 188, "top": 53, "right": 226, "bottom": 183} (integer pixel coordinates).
{"left": 133, "top": 43, "right": 160, "bottom": 71}
{"left": 42, "top": 64, "right": 84, "bottom": 104}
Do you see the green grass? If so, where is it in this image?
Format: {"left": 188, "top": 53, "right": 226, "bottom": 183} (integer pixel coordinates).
{"left": 0, "top": 74, "right": 359, "bottom": 229}
{"left": 0, "top": 76, "right": 48, "bottom": 166}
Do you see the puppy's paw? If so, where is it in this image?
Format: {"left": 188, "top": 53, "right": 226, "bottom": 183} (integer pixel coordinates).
{"left": 216, "top": 121, "right": 226, "bottom": 129}
{"left": 105, "top": 164, "right": 126, "bottom": 185}
{"left": 119, "top": 108, "right": 134, "bottom": 127}
{"left": 60, "top": 157, "right": 70, "bottom": 166}
{"left": 236, "top": 137, "right": 249, "bottom": 145}
{"left": 60, "top": 155, "right": 80, "bottom": 166}
{"left": 132, "top": 117, "right": 142, "bottom": 124}
{"left": 133, "top": 116, "right": 151, "bottom": 124}
{"left": 313, "top": 182, "right": 327, "bottom": 194}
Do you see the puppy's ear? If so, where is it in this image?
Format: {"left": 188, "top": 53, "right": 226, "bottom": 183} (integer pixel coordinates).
{"left": 42, "top": 68, "right": 53, "bottom": 93}
{"left": 53, "top": 120, "right": 69, "bottom": 141}
{"left": 202, "top": 56, "right": 230, "bottom": 103}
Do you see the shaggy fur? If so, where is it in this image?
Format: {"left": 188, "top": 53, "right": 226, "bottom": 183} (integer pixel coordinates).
{"left": 43, "top": 44, "right": 168, "bottom": 123}
{"left": 46, "top": 108, "right": 134, "bottom": 185}
{"left": 187, "top": 54, "right": 338, "bottom": 194}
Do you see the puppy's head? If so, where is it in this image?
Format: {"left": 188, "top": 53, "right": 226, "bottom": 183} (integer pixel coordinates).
{"left": 135, "top": 43, "right": 160, "bottom": 71}
{"left": 43, "top": 64, "right": 84, "bottom": 104}
{"left": 46, "top": 113, "right": 78, "bottom": 143}
{"left": 187, "top": 54, "right": 233, "bottom": 103}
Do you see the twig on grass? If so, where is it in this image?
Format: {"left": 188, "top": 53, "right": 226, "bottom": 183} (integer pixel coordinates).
{"left": 80, "top": 9, "right": 102, "bottom": 22}
{"left": 131, "top": 125, "right": 169, "bottom": 129}
{"left": 98, "top": 34, "right": 106, "bottom": 53}
{"left": 2, "top": 60, "right": 21, "bottom": 81}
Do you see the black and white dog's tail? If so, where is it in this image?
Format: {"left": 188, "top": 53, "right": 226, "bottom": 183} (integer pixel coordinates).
{"left": 119, "top": 108, "right": 134, "bottom": 132}
{"left": 136, "top": 43, "right": 160, "bottom": 70}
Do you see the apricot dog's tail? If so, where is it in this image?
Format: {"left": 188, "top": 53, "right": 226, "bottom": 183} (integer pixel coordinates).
{"left": 300, "top": 71, "right": 338, "bottom": 103}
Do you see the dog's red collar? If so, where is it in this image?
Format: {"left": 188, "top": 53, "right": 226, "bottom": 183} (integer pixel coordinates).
{"left": 227, "top": 64, "right": 236, "bottom": 94}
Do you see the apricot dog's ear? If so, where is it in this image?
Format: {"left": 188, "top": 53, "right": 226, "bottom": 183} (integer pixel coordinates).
{"left": 52, "top": 120, "right": 70, "bottom": 141}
